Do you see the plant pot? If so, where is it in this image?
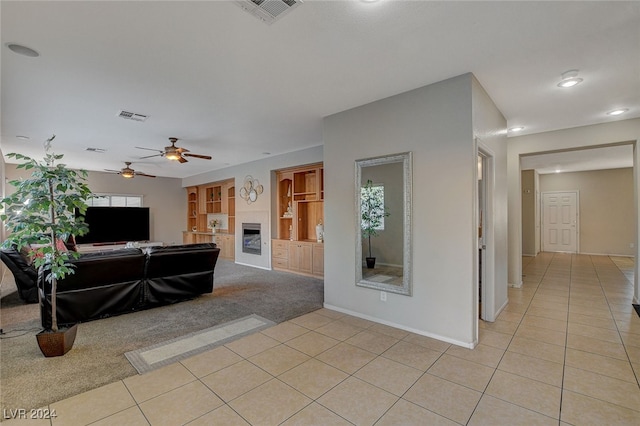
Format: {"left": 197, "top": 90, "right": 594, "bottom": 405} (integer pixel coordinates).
{"left": 365, "top": 257, "right": 376, "bottom": 269}
{"left": 36, "top": 324, "right": 78, "bottom": 357}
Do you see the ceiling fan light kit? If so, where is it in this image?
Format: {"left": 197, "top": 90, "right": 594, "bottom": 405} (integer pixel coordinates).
{"left": 105, "top": 162, "right": 156, "bottom": 179}
{"left": 136, "top": 137, "right": 212, "bottom": 163}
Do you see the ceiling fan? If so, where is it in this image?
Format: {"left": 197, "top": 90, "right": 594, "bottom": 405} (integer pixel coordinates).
{"left": 136, "top": 137, "right": 212, "bottom": 163}
{"left": 105, "top": 162, "right": 156, "bottom": 179}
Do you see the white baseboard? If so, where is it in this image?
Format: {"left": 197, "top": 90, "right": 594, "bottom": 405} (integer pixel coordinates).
{"left": 322, "top": 303, "right": 475, "bottom": 349}
{"left": 579, "top": 252, "right": 635, "bottom": 258}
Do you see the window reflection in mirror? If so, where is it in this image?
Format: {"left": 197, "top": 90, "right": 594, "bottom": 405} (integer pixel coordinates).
{"left": 356, "top": 152, "right": 412, "bottom": 296}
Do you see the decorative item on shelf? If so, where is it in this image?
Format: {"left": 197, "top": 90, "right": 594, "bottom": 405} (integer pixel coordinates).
{"left": 192, "top": 226, "right": 197, "bottom": 232}
{"left": 238, "top": 175, "right": 263, "bottom": 204}
{"left": 209, "top": 219, "right": 219, "bottom": 235}
{"left": 315, "top": 220, "right": 324, "bottom": 243}
{"left": 283, "top": 184, "right": 293, "bottom": 217}
{"left": 283, "top": 201, "right": 293, "bottom": 218}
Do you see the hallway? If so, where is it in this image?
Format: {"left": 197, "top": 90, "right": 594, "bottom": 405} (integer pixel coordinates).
{"left": 482, "top": 252, "right": 640, "bottom": 423}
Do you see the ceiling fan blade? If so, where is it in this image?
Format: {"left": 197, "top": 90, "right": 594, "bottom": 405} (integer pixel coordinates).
{"left": 183, "top": 153, "right": 212, "bottom": 160}
{"left": 178, "top": 156, "right": 188, "bottom": 163}
{"left": 139, "top": 153, "right": 163, "bottom": 159}
{"left": 135, "top": 146, "right": 163, "bottom": 153}
{"left": 136, "top": 172, "right": 156, "bottom": 178}
{"left": 104, "top": 169, "right": 121, "bottom": 173}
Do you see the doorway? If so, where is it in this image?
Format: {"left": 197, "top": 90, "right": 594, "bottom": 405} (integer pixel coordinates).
{"left": 476, "top": 144, "right": 494, "bottom": 322}
{"left": 541, "top": 191, "right": 579, "bottom": 253}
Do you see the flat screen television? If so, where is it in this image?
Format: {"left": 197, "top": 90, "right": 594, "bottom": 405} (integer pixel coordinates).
{"left": 75, "top": 207, "right": 150, "bottom": 244}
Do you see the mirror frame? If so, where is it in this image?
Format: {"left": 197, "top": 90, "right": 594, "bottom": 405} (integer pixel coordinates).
{"left": 355, "top": 152, "right": 412, "bottom": 296}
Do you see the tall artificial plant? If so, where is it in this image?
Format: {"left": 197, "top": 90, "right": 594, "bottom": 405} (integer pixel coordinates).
{"left": 1, "top": 136, "right": 92, "bottom": 332}
{"left": 361, "top": 179, "right": 389, "bottom": 259}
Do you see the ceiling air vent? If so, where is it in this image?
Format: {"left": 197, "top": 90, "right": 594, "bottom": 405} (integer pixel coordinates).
{"left": 235, "top": 0, "right": 301, "bottom": 24}
{"left": 117, "top": 110, "right": 148, "bottom": 122}
{"left": 86, "top": 147, "right": 107, "bottom": 153}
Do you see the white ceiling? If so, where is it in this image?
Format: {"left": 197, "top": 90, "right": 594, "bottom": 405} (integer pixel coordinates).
{"left": 520, "top": 144, "right": 634, "bottom": 175}
{"left": 2, "top": 1, "right": 639, "bottom": 179}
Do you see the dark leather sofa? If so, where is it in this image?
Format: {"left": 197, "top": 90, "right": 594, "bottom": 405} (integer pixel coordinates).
{"left": 15, "top": 243, "right": 220, "bottom": 329}
{"left": 0, "top": 247, "right": 39, "bottom": 303}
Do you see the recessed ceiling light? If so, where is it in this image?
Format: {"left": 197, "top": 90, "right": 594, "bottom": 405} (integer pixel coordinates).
{"left": 16, "top": 135, "right": 30, "bottom": 140}
{"left": 607, "top": 108, "right": 628, "bottom": 116}
{"left": 508, "top": 126, "right": 525, "bottom": 133}
{"left": 6, "top": 43, "right": 39, "bottom": 58}
{"left": 557, "top": 69, "right": 583, "bottom": 88}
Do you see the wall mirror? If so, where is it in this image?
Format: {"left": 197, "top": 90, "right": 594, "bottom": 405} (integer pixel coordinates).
{"left": 355, "top": 152, "right": 412, "bottom": 296}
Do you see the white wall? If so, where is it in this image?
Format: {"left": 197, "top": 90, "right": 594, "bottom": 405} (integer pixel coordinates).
{"left": 183, "top": 145, "right": 323, "bottom": 269}
{"left": 539, "top": 168, "right": 635, "bottom": 256}
{"left": 507, "top": 118, "right": 640, "bottom": 301}
{"left": 324, "top": 73, "right": 505, "bottom": 347}
{"left": 4, "top": 165, "right": 185, "bottom": 245}
{"left": 472, "top": 76, "right": 509, "bottom": 322}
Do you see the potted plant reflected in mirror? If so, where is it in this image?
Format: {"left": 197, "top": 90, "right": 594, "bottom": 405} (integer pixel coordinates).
{"left": 1, "top": 135, "right": 93, "bottom": 357}
{"left": 361, "top": 179, "right": 389, "bottom": 269}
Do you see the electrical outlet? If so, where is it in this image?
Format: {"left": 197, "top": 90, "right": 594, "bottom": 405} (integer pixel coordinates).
{"left": 380, "top": 291, "right": 387, "bottom": 302}
{"left": 631, "top": 243, "right": 635, "bottom": 249}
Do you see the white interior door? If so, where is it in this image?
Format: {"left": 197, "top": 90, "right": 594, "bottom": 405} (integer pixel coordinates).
{"left": 542, "top": 191, "right": 578, "bottom": 253}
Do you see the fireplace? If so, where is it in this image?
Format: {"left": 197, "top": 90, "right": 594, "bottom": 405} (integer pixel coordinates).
{"left": 242, "top": 223, "right": 261, "bottom": 255}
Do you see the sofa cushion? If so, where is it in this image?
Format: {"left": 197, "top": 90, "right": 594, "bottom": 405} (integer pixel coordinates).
{"left": 145, "top": 243, "right": 220, "bottom": 304}
{"left": 47, "top": 248, "right": 147, "bottom": 292}
{"left": 145, "top": 244, "right": 218, "bottom": 277}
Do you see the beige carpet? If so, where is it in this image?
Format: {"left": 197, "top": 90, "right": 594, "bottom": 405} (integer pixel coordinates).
{"left": 0, "top": 259, "right": 323, "bottom": 411}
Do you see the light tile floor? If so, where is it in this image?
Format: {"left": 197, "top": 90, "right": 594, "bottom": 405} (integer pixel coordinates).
{"left": 4, "top": 253, "right": 640, "bottom": 425}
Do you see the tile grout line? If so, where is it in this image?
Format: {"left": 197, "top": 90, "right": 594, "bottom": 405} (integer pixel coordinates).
{"left": 600, "top": 256, "right": 640, "bottom": 388}
{"left": 556, "top": 252, "right": 575, "bottom": 425}
{"left": 465, "top": 252, "right": 556, "bottom": 424}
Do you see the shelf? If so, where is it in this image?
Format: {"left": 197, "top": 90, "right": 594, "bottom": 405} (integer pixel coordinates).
{"left": 276, "top": 164, "right": 323, "bottom": 242}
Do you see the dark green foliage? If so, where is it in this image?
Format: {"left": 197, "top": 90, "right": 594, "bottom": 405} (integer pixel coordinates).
{"left": 1, "top": 139, "right": 93, "bottom": 330}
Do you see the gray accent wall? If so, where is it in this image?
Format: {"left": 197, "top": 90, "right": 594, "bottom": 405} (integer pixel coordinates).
{"left": 324, "top": 73, "right": 507, "bottom": 347}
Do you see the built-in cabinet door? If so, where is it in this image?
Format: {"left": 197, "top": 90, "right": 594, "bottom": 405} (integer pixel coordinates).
{"left": 288, "top": 242, "right": 312, "bottom": 274}
{"left": 215, "top": 235, "right": 235, "bottom": 260}
{"left": 225, "top": 235, "right": 235, "bottom": 259}
{"left": 298, "top": 243, "right": 313, "bottom": 274}
{"left": 288, "top": 243, "right": 300, "bottom": 270}
{"left": 312, "top": 244, "right": 324, "bottom": 276}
